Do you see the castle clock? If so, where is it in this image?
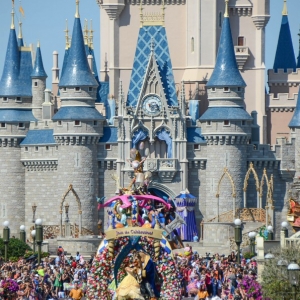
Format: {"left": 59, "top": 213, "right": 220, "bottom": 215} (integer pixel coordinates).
{"left": 142, "top": 94, "right": 162, "bottom": 116}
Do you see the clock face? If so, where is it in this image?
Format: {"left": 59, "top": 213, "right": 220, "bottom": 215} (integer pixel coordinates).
{"left": 142, "top": 95, "right": 162, "bottom": 116}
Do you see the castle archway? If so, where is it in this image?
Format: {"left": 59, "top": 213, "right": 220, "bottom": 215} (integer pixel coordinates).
{"left": 148, "top": 181, "right": 177, "bottom": 199}
{"left": 243, "top": 162, "right": 260, "bottom": 208}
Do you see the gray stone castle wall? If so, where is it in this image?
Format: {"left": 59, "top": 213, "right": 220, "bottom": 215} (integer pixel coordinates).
{"left": 32, "top": 79, "right": 46, "bottom": 120}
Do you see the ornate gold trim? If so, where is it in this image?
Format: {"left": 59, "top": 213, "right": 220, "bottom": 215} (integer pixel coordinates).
{"left": 259, "top": 168, "right": 269, "bottom": 197}
{"left": 60, "top": 184, "right": 82, "bottom": 213}
{"left": 216, "top": 167, "right": 236, "bottom": 198}
{"left": 243, "top": 162, "right": 260, "bottom": 192}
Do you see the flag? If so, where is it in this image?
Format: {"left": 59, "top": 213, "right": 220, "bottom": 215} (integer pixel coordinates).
{"left": 19, "top": 6, "right": 25, "bottom": 17}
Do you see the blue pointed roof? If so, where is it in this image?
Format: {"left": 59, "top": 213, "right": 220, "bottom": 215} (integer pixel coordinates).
{"left": 273, "top": 15, "right": 296, "bottom": 72}
{"left": 127, "top": 26, "right": 177, "bottom": 106}
{"left": 31, "top": 45, "right": 47, "bottom": 78}
{"left": 207, "top": 17, "right": 246, "bottom": 87}
{"left": 289, "top": 88, "right": 300, "bottom": 128}
{"left": 0, "top": 29, "right": 20, "bottom": 96}
{"left": 59, "top": 17, "right": 98, "bottom": 87}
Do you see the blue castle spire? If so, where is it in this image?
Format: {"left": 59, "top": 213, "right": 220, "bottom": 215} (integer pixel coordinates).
{"left": 297, "top": 28, "right": 300, "bottom": 69}
{"left": 17, "top": 21, "right": 24, "bottom": 47}
{"left": 273, "top": 0, "right": 296, "bottom": 72}
{"left": 59, "top": 3, "right": 97, "bottom": 87}
{"left": 289, "top": 88, "right": 300, "bottom": 128}
{"left": 0, "top": 9, "right": 20, "bottom": 97}
{"left": 207, "top": 7, "right": 245, "bottom": 88}
{"left": 31, "top": 43, "right": 47, "bottom": 78}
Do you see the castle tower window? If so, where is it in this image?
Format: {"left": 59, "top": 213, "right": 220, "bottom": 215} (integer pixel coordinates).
{"left": 57, "top": 121, "right": 62, "bottom": 126}
{"left": 24, "top": 147, "right": 28, "bottom": 152}
{"left": 0, "top": 123, "right": 6, "bottom": 128}
{"left": 18, "top": 123, "right": 24, "bottom": 128}
{"left": 55, "top": 146, "right": 58, "bottom": 151}
{"left": 238, "top": 87, "right": 241, "bottom": 92}
{"left": 291, "top": 127, "right": 295, "bottom": 132}
{"left": 16, "top": 97, "right": 22, "bottom": 103}
{"left": 3, "top": 97, "right": 8, "bottom": 102}
{"left": 238, "top": 36, "right": 245, "bottom": 46}
{"left": 35, "top": 146, "right": 39, "bottom": 152}
{"left": 74, "top": 120, "right": 81, "bottom": 126}
{"left": 242, "top": 120, "right": 246, "bottom": 126}
{"left": 93, "top": 121, "right": 97, "bottom": 126}
{"left": 219, "top": 12, "right": 222, "bottom": 28}
{"left": 34, "top": 82, "right": 38, "bottom": 87}
{"left": 194, "top": 144, "right": 200, "bottom": 150}
{"left": 223, "top": 120, "right": 230, "bottom": 126}
{"left": 191, "top": 37, "right": 195, "bottom": 53}
{"left": 211, "top": 88, "right": 216, "bottom": 92}
{"left": 105, "top": 144, "right": 111, "bottom": 150}
{"left": 75, "top": 87, "right": 81, "bottom": 91}
{"left": 89, "top": 87, "right": 93, "bottom": 92}
{"left": 46, "top": 146, "right": 49, "bottom": 151}
{"left": 63, "top": 87, "right": 67, "bottom": 92}
{"left": 223, "top": 87, "right": 230, "bottom": 92}
{"left": 207, "top": 121, "right": 212, "bottom": 126}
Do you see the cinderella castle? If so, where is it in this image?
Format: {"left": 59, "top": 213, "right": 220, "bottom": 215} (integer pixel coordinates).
{"left": 0, "top": 0, "right": 300, "bottom": 250}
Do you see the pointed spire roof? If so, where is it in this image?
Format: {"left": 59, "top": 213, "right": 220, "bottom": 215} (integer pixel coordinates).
{"left": 0, "top": 24, "right": 20, "bottom": 96}
{"left": 273, "top": 0, "right": 296, "bottom": 72}
{"left": 289, "top": 88, "right": 300, "bottom": 128}
{"left": 59, "top": 0, "right": 97, "bottom": 87}
{"left": 31, "top": 43, "right": 48, "bottom": 78}
{"left": 207, "top": 2, "right": 246, "bottom": 87}
{"left": 18, "top": 21, "right": 24, "bottom": 47}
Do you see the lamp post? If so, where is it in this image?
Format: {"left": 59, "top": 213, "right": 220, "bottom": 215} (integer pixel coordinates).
{"left": 3, "top": 221, "right": 10, "bottom": 262}
{"left": 287, "top": 261, "right": 300, "bottom": 300}
{"left": 281, "top": 221, "right": 288, "bottom": 238}
{"left": 19, "top": 225, "right": 26, "bottom": 243}
{"left": 32, "top": 203, "right": 37, "bottom": 223}
{"left": 31, "top": 230, "right": 36, "bottom": 253}
{"left": 234, "top": 218, "right": 242, "bottom": 264}
{"left": 277, "top": 259, "right": 288, "bottom": 275}
{"left": 248, "top": 231, "right": 256, "bottom": 255}
{"left": 35, "top": 219, "right": 43, "bottom": 265}
{"left": 267, "top": 225, "right": 274, "bottom": 240}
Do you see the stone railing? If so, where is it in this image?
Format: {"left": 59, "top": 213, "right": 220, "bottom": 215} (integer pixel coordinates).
{"left": 283, "top": 231, "right": 300, "bottom": 248}
{"left": 207, "top": 208, "right": 266, "bottom": 223}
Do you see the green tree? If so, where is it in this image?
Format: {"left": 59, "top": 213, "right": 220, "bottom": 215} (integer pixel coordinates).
{"left": 261, "top": 245, "right": 300, "bottom": 300}
{"left": 0, "top": 238, "right": 31, "bottom": 259}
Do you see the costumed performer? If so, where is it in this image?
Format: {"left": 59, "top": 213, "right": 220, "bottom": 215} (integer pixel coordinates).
{"left": 116, "top": 259, "right": 145, "bottom": 300}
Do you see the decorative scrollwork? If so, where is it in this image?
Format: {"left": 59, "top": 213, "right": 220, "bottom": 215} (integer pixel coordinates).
{"left": 207, "top": 208, "right": 266, "bottom": 223}
{"left": 216, "top": 167, "right": 236, "bottom": 198}
{"left": 41, "top": 224, "right": 93, "bottom": 239}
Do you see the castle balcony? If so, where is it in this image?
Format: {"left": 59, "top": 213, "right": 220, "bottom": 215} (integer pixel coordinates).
{"left": 234, "top": 46, "right": 249, "bottom": 70}
{"left": 146, "top": 158, "right": 178, "bottom": 183}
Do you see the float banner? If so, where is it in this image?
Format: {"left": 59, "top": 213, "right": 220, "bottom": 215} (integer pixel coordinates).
{"left": 106, "top": 227, "right": 163, "bottom": 240}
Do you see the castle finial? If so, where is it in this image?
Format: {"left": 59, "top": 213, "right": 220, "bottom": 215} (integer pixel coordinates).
{"left": 37, "top": 40, "right": 40, "bottom": 48}
{"left": 11, "top": 6, "right": 15, "bottom": 29}
{"left": 282, "top": 0, "right": 288, "bottom": 16}
{"left": 75, "top": 0, "right": 80, "bottom": 18}
{"left": 18, "top": 21, "right": 22, "bottom": 39}
{"left": 224, "top": 0, "right": 229, "bottom": 18}
{"left": 84, "top": 19, "right": 88, "bottom": 45}
{"left": 90, "top": 20, "right": 94, "bottom": 49}
{"left": 64, "top": 19, "right": 70, "bottom": 49}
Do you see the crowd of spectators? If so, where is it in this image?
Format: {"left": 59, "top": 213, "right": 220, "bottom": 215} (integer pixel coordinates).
{"left": 0, "top": 248, "right": 92, "bottom": 300}
{"left": 0, "top": 243, "right": 260, "bottom": 300}
{"left": 175, "top": 245, "right": 260, "bottom": 300}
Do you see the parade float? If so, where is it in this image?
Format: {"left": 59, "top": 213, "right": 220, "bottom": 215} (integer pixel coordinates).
{"left": 87, "top": 145, "right": 184, "bottom": 300}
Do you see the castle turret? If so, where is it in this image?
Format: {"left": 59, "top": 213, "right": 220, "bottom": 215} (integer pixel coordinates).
{"left": 273, "top": 0, "right": 296, "bottom": 72}
{"left": 199, "top": 0, "right": 252, "bottom": 219}
{"left": 31, "top": 42, "right": 47, "bottom": 120}
{"left": 0, "top": 6, "right": 36, "bottom": 236}
{"left": 53, "top": 0, "right": 104, "bottom": 234}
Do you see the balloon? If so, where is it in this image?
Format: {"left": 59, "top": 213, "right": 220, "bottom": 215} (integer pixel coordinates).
{"left": 132, "top": 161, "right": 139, "bottom": 169}
{"left": 144, "top": 148, "right": 149, "bottom": 156}
{"left": 139, "top": 142, "right": 144, "bottom": 150}
{"left": 130, "top": 148, "right": 136, "bottom": 159}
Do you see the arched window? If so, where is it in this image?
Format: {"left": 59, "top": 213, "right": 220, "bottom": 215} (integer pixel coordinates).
{"left": 191, "top": 37, "right": 195, "bottom": 53}
{"left": 219, "top": 12, "right": 222, "bottom": 28}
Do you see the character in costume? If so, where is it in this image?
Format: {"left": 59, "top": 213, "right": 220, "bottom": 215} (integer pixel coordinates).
{"left": 116, "top": 260, "right": 145, "bottom": 300}
{"left": 137, "top": 251, "right": 160, "bottom": 300}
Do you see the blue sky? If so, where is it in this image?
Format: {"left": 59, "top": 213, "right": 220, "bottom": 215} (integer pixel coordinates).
{"left": 0, "top": 0, "right": 299, "bottom": 90}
